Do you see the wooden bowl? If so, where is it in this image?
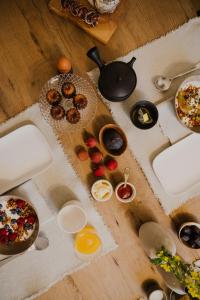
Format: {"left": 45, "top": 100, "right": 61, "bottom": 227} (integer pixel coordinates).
{"left": 99, "top": 124, "right": 127, "bottom": 156}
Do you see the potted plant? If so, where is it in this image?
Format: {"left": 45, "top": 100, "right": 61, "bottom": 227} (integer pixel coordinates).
{"left": 151, "top": 247, "right": 200, "bottom": 299}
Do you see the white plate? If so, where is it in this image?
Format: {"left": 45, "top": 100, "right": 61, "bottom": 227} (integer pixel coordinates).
{"left": 139, "top": 222, "right": 176, "bottom": 259}
{"left": 0, "top": 124, "right": 53, "bottom": 194}
{"left": 153, "top": 133, "right": 200, "bottom": 196}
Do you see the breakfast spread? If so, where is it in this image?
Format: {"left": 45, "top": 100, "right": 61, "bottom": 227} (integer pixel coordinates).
{"left": 74, "top": 225, "right": 102, "bottom": 255}
{"left": 176, "top": 84, "right": 200, "bottom": 128}
{"left": 0, "top": 198, "right": 37, "bottom": 245}
{"left": 91, "top": 179, "right": 113, "bottom": 201}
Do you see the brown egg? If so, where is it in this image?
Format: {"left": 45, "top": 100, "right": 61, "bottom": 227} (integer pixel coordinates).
{"left": 57, "top": 56, "right": 72, "bottom": 74}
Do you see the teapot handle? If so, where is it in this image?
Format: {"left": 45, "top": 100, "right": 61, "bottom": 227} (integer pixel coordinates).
{"left": 87, "top": 47, "right": 105, "bottom": 70}
{"left": 127, "top": 56, "right": 136, "bottom": 67}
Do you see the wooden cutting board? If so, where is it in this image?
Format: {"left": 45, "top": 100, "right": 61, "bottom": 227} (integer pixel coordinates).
{"left": 48, "top": 0, "right": 118, "bottom": 44}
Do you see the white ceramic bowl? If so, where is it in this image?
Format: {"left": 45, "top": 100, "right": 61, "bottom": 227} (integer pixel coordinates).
{"left": 178, "top": 221, "right": 200, "bottom": 248}
{"left": 148, "top": 289, "right": 167, "bottom": 300}
{"left": 57, "top": 200, "right": 87, "bottom": 234}
{"left": 115, "top": 182, "right": 136, "bottom": 203}
{"left": 91, "top": 179, "right": 113, "bottom": 202}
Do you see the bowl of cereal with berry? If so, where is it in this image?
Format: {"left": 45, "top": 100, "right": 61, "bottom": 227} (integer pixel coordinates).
{"left": 0, "top": 195, "right": 39, "bottom": 255}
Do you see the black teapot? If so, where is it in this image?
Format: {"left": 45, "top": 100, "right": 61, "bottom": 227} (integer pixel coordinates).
{"left": 87, "top": 47, "right": 137, "bottom": 102}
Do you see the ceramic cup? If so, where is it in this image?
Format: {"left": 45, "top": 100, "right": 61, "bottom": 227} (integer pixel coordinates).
{"left": 57, "top": 200, "right": 87, "bottom": 234}
{"left": 148, "top": 289, "right": 167, "bottom": 300}
{"left": 115, "top": 182, "right": 136, "bottom": 203}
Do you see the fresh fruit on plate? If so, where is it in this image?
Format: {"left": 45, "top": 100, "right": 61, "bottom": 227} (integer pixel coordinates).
{"left": 74, "top": 225, "right": 102, "bottom": 255}
{"left": 85, "top": 136, "right": 97, "bottom": 148}
{"left": 93, "top": 165, "right": 105, "bottom": 177}
{"left": 90, "top": 149, "right": 103, "bottom": 164}
{"left": 105, "top": 158, "right": 118, "bottom": 171}
{"left": 77, "top": 148, "right": 89, "bottom": 161}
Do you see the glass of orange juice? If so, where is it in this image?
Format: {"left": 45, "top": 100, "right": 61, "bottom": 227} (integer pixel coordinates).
{"left": 74, "top": 225, "right": 102, "bottom": 260}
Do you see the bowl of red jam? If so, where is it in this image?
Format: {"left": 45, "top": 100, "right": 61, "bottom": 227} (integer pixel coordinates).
{"left": 115, "top": 182, "right": 136, "bottom": 203}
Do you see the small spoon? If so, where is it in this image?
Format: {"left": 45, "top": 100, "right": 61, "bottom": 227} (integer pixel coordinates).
{"left": 123, "top": 168, "right": 130, "bottom": 188}
{"left": 154, "top": 61, "right": 200, "bottom": 91}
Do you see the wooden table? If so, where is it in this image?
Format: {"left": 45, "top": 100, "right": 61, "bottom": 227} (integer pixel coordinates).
{"left": 0, "top": 1, "right": 200, "bottom": 299}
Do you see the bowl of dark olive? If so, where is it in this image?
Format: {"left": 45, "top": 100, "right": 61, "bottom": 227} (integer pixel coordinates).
{"left": 130, "top": 100, "right": 158, "bottom": 129}
{"left": 179, "top": 222, "right": 200, "bottom": 249}
{"left": 99, "top": 124, "right": 127, "bottom": 156}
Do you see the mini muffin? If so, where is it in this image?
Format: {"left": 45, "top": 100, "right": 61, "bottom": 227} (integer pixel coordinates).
{"left": 66, "top": 108, "right": 80, "bottom": 124}
{"left": 46, "top": 89, "right": 61, "bottom": 105}
{"left": 73, "top": 94, "right": 88, "bottom": 110}
{"left": 50, "top": 105, "right": 65, "bottom": 120}
{"left": 61, "top": 82, "right": 76, "bottom": 98}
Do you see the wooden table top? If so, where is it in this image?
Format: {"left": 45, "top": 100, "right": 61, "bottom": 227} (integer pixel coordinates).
{"left": 0, "top": 1, "right": 200, "bottom": 299}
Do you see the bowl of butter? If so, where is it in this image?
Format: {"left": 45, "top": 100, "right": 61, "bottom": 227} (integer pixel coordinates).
{"left": 130, "top": 100, "right": 158, "bottom": 129}
{"left": 91, "top": 179, "right": 113, "bottom": 202}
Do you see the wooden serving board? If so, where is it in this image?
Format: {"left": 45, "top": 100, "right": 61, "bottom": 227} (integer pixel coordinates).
{"left": 48, "top": 0, "right": 118, "bottom": 44}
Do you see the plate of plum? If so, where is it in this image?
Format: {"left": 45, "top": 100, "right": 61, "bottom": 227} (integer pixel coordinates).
{"left": 179, "top": 222, "right": 200, "bottom": 249}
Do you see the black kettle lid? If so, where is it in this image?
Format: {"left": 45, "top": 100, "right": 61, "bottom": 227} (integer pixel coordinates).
{"left": 87, "top": 47, "right": 137, "bottom": 102}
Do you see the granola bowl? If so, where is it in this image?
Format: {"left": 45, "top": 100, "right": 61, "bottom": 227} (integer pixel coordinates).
{"left": 0, "top": 195, "right": 39, "bottom": 255}
{"left": 175, "top": 75, "right": 200, "bottom": 133}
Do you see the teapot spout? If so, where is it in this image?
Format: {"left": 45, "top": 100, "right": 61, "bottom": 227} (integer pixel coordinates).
{"left": 127, "top": 56, "right": 136, "bottom": 67}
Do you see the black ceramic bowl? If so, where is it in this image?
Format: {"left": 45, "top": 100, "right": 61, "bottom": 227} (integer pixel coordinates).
{"left": 130, "top": 100, "right": 158, "bottom": 130}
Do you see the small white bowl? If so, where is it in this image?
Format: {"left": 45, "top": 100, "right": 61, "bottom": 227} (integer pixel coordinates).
{"left": 178, "top": 221, "right": 200, "bottom": 248}
{"left": 115, "top": 182, "right": 136, "bottom": 203}
{"left": 148, "top": 289, "right": 167, "bottom": 300}
{"left": 57, "top": 200, "right": 87, "bottom": 234}
{"left": 91, "top": 179, "right": 113, "bottom": 202}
